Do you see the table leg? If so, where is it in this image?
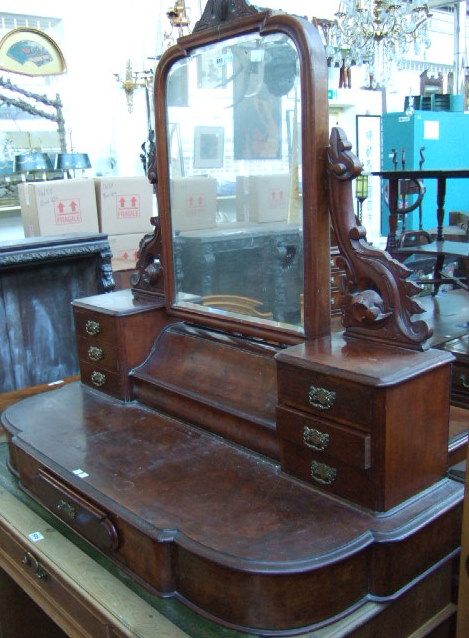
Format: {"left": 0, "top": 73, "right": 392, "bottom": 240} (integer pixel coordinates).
{"left": 432, "top": 253, "right": 445, "bottom": 296}
{"left": 386, "top": 178, "right": 399, "bottom": 251}
{"left": 436, "top": 177, "right": 446, "bottom": 242}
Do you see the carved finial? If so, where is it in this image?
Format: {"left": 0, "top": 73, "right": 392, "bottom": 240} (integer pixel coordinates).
{"left": 327, "top": 126, "right": 432, "bottom": 351}
{"left": 193, "top": 0, "right": 259, "bottom": 32}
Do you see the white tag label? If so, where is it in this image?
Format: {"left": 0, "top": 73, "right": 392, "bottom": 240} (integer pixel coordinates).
{"left": 72, "top": 468, "right": 89, "bottom": 478}
{"left": 28, "top": 531, "right": 44, "bottom": 542}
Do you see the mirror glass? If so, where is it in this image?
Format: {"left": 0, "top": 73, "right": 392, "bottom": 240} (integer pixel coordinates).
{"left": 166, "top": 31, "right": 303, "bottom": 332}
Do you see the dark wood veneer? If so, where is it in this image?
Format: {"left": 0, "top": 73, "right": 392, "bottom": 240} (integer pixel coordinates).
{"left": 0, "top": 1, "right": 465, "bottom": 635}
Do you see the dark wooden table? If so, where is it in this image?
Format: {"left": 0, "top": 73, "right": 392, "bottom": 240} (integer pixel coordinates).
{"left": 396, "top": 239, "right": 469, "bottom": 294}
{"left": 0, "top": 233, "right": 114, "bottom": 393}
{"left": 373, "top": 169, "right": 469, "bottom": 249}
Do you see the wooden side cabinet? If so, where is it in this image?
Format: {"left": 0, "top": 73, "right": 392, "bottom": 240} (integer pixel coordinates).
{"left": 72, "top": 289, "right": 166, "bottom": 400}
{"left": 276, "top": 335, "right": 454, "bottom": 511}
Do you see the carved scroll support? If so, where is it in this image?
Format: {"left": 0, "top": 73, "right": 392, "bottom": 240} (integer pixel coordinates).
{"left": 327, "top": 127, "right": 432, "bottom": 351}
{"left": 131, "top": 216, "right": 165, "bottom": 301}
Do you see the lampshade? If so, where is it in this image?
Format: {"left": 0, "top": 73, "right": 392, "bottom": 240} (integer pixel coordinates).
{"left": 356, "top": 173, "right": 369, "bottom": 200}
{"left": 55, "top": 153, "right": 92, "bottom": 170}
{"left": 14, "top": 152, "right": 53, "bottom": 173}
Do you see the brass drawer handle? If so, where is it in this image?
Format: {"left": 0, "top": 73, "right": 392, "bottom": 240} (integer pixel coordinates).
{"left": 308, "top": 385, "right": 336, "bottom": 410}
{"left": 310, "top": 460, "right": 337, "bottom": 485}
{"left": 22, "top": 551, "right": 47, "bottom": 580}
{"left": 56, "top": 498, "right": 77, "bottom": 520}
{"left": 303, "top": 426, "right": 329, "bottom": 451}
{"left": 91, "top": 371, "right": 106, "bottom": 387}
{"left": 460, "top": 374, "right": 469, "bottom": 389}
{"left": 88, "top": 346, "right": 104, "bottom": 362}
{"left": 85, "top": 320, "right": 101, "bottom": 336}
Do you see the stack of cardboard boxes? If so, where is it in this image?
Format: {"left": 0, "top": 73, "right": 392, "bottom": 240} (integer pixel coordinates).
{"left": 18, "top": 177, "right": 155, "bottom": 273}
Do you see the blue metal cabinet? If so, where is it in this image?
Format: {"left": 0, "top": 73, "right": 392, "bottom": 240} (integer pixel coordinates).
{"left": 381, "top": 111, "right": 469, "bottom": 234}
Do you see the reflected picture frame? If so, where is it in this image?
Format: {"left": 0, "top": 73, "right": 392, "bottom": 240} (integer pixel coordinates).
{"left": 197, "top": 53, "right": 227, "bottom": 89}
{"left": 194, "top": 126, "right": 224, "bottom": 169}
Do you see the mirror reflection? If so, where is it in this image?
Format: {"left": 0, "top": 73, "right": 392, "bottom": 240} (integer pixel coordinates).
{"left": 166, "top": 31, "right": 304, "bottom": 331}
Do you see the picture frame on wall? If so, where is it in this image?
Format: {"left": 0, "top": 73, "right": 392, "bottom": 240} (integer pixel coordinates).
{"left": 194, "top": 126, "right": 224, "bottom": 169}
{"left": 0, "top": 27, "right": 66, "bottom": 76}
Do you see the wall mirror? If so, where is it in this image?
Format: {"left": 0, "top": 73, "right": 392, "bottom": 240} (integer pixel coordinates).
{"left": 154, "top": 7, "right": 329, "bottom": 342}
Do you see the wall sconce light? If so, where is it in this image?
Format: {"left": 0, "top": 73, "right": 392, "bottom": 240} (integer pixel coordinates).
{"left": 163, "top": 0, "right": 191, "bottom": 48}
{"left": 114, "top": 60, "right": 153, "bottom": 114}
{"left": 355, "top": 173, "right": 369, "bottom": 223}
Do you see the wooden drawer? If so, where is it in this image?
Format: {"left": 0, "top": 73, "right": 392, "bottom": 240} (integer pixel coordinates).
{"left": 73, "top": 310, "right": 117, "bottom": 344}
{"left": 279, "top": 440, "right": 372, "bottom": 508}
{"left": 79, "top": 361, "right": 124, "bottom": 398}
{"left": 76, "top": 336, "right": 119, "bottom": 371}
{"left": 32, "top": 469, "right": 118, "bottom": 554}
{"left": 277, "top": 406, "right": 371, "bottom": 470}
{"left": 0, "top": 525, "right": 110, "bottom": 638}
{"left": 277, "top": 364, "right": 374, "bottom": 430}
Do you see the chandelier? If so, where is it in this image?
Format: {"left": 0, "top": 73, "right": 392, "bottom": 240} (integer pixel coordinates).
{"left": 320, "top": 1, "right": 432, "bottom": 87}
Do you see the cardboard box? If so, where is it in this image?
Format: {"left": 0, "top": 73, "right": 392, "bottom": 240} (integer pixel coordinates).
{"left": 108, "top": 232, "right": 143, "bottom": 271}
{"left": 171, "top": 177, "right": 217, "bottom": 232}
{"left": 18, "top": 178, "right": 99, "bottom": 237}
{"left": 95, "top": 176, "right": 154, "bottom": 235}
{"left": 236, "top": 174, "right": 291, "bottom": 223}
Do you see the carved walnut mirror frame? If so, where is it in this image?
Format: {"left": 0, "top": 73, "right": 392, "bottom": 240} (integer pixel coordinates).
{"left": 135, "top": 0, "right": 330, "bottom": 345}
{"left": 133, "top": 0, "right": 431, "bottom": 351}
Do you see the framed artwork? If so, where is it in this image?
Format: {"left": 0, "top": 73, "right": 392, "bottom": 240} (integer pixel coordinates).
{"left": 197, "top": 53, "right": 227, "bottom": 89}
{"left": 193, "top": 126, "right": 224, "bottom": 169}
{"left": 0, "top": 28, "right": 66, "bottom": 76}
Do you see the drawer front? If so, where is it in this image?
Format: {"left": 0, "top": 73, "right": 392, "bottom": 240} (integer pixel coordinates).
{"left": 76, "top": 336, "right": 119, "bottom": 371}
{"left": 0, "top": 524, "right": 110, "bottom": 638}
{"left": 74, "top": 310, "right": 117, "bottom": 344}
{"left": 79, "top": 361, "right": 125, "bottom": 398}
{"left": 277, "top": 364, "right": 374, "bottom": 429}
{"left": 277, "top": 407, "right": 371, "bottom": 470}
{"left": 280, "top": 441, "right": 372, "bottom": 508}
{"left": 33, "top": 470, "right": 118, "bottom": 553}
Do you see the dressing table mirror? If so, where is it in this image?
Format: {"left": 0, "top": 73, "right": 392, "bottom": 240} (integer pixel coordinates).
{"left": 1, "top": 1, "right": 464, "bottom": 635}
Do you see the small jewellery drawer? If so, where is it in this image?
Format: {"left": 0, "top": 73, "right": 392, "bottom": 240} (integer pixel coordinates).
{"left": 277, "top": 365, "right": 374, "bottom": 429}
{"left": 76, "top": 336, "right": 119, "bottom": 371}
{"left": 279, "top": 441, "right": 372, "bottom": 508}
{"left": 277, "top": 407, "right": 371, "bottom": 470}
{"left": 79, "top": 361, "right": 123, "bottom": 398}
{"left": 74, "top": 311, "right": 116, "bottom": 343}
{"left": 33, "top": 469, "right": 118, "bottom": 553}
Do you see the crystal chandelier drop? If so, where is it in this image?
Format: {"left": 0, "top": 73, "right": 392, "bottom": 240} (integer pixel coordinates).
{"left": 322, "top": 1, "right": 432, "bottom": 87}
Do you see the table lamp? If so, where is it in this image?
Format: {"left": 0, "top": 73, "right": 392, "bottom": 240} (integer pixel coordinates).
{"left": 55, "top": 152, "right": 92, "bottom": 178}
